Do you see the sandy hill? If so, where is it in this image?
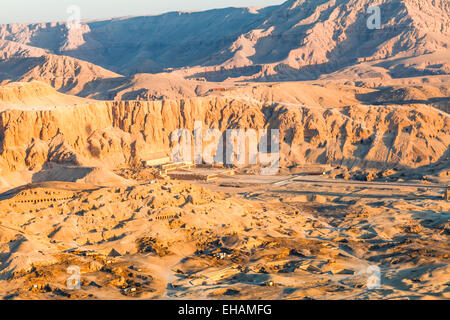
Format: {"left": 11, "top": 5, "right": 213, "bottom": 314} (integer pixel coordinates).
{"left": 80, "top": 73, "right": 219, "bottom": 100}
{"left": 0, "top": 81, "right": 91, "bottom": 111}
{"left": 214, "top": 82, "right": 370, "bottom": 107}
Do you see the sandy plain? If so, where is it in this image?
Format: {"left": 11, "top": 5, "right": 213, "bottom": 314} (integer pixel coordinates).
{"left": 0, "top": 165, "right": 448, "bottom": 300}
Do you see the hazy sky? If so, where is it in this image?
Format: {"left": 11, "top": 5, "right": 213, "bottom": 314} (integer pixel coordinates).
{"left": 0, "top": 0, "right": 286, "bottom": 24}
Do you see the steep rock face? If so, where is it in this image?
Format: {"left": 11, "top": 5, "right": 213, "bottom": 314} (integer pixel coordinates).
{"left": 0, "top": 94, "right": 448, "bottom": 174}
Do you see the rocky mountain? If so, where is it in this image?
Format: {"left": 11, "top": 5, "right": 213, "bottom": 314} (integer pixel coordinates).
{"left": 0, "top": 40, "right": 120, "bottom": 94}
{"left": 0, "top": 0, "right": 449, "bottom": 83}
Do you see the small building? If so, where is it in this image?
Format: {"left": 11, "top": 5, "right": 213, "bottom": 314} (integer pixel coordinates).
{"left": 142, "top": 152, "right": 171, "bottom": 167}
{"left": 210, "top": 87, "right": 226, "bottom": 92}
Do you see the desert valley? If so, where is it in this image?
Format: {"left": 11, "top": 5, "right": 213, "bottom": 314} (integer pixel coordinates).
{"left": 0, "top": 0, "right": 448, "bottom": 300}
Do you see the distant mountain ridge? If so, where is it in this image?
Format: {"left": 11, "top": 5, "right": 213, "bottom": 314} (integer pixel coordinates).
{"left": 0, "top": 0, "right": 449, "bottom": 82}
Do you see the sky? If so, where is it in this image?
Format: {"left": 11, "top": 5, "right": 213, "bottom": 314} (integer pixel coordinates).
{"left": 0, "top": 0, "right": 286, "bottom": 24}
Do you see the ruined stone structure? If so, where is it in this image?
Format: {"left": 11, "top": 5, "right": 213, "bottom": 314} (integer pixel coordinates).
{"left": 0, "top": 187, "right": 77, "bottom": 208}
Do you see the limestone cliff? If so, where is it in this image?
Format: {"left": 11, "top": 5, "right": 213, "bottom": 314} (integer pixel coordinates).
{"left": 0, "top": 86, "right": 448, "bottom": 175}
